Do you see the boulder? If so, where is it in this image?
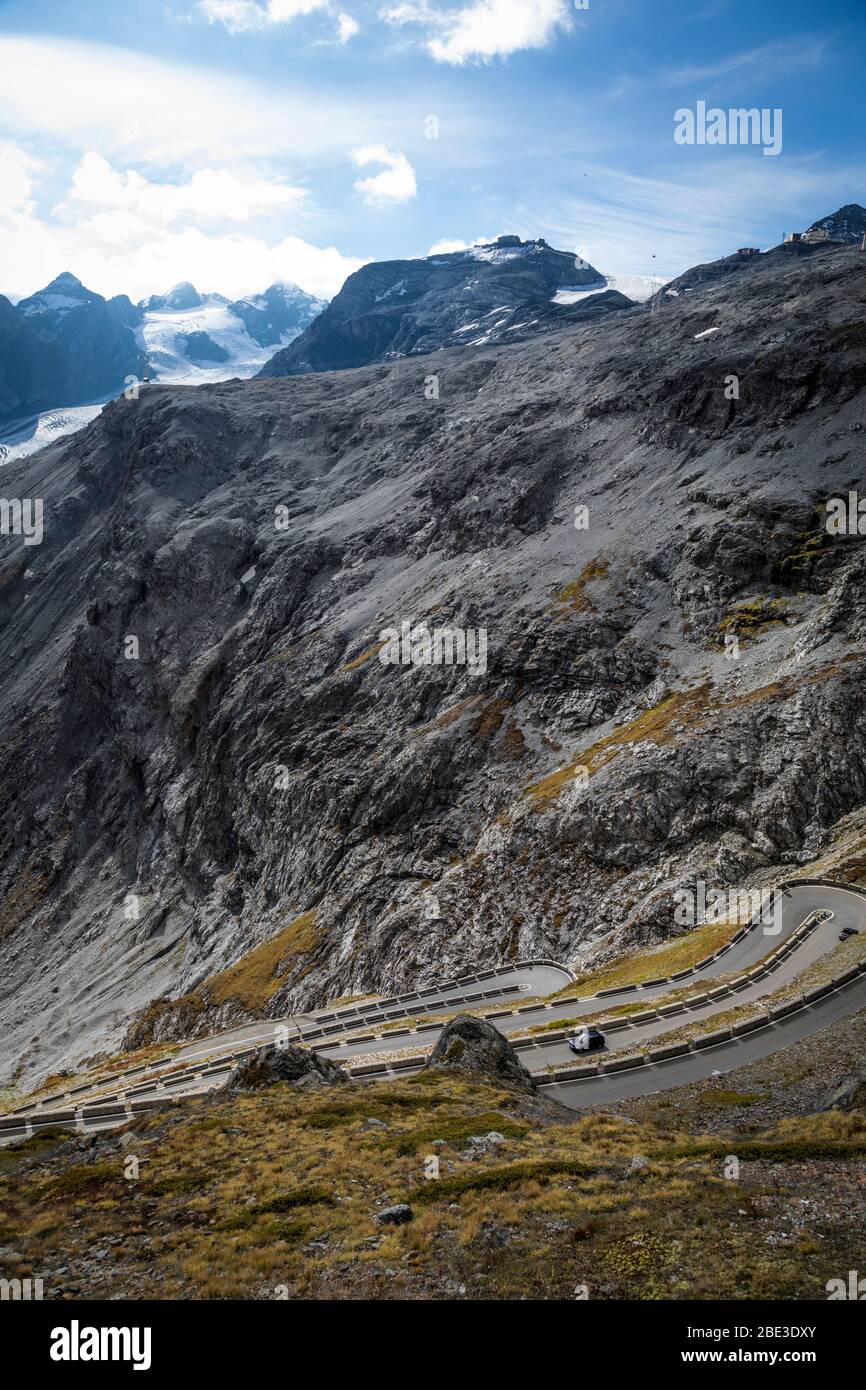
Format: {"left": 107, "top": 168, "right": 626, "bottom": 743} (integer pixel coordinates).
{"left": 224, "top": 1043, "right": 348, "bottom": 1092}
{"left": 426, "top": 1014, "right": 535, "bottom": 1091}
{"left": 375, "top": 1204, "right": 413, "bottom": 1226}
{"left": 818, "top": 1068, "right": 866, "bottom": 1112}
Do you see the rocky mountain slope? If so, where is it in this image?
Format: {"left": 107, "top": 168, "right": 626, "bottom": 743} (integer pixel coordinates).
{"left": 806, "top": 202, "right": 866, "bottom": 244}
{"left": 1, "top": 227, "right": 865, "bottom": 1087}
{"left": 0, "top": 273, "right": 146, "bottom": 426}
{"left": 258, "top": 236, "right": 632, "bottom": 376}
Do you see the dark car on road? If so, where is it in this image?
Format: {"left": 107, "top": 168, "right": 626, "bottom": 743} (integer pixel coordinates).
{"left": 567, "top": 1027, "right": 606, "bottom": 1054}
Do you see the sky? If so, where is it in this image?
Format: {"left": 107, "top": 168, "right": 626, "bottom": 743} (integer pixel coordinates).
{"left": 0, "top": 0, "right": 863, "bottom": 303}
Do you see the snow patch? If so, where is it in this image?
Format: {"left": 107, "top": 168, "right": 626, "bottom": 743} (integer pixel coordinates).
{"left": 19, "top": 293, "right": 85, "bottom": 316}
{"left": 375, "top": 279, "right": 408, "bottom": 303}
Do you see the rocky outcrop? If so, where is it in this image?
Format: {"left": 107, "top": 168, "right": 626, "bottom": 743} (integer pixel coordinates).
{"left": 818, "top": 1067, "right": 866, "bottom": 1113}
{"left": 181, "top": 331, "right": 230, "bottom": 363}
{"left": 224, "top": 1043, "right": 348, "bottom": 1091}
{"left": 427, "top": 1016, "right": 536, "bottom": 1091}
{"left": 142, "top": 281, "right": 204, "bottom": 312}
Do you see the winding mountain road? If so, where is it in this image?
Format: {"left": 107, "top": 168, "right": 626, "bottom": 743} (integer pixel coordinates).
{"left": 2, "top": 879, "right": 864, "bottom": 1144}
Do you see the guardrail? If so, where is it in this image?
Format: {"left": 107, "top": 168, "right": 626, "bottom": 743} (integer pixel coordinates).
{"left": 536, "top": 957, "right": 866, "bottom": 1091}
{"left": 345, "top": 907, "right": 836, "bottom": 1079}
{"left": 509, "top": 908, "right": 830, "bottom": 1053}
{"left": 0, "top": 884, "right": 851, "bottom": 1127}
{"left": 3, "top": 958, "right": 574, "bottom": 1120}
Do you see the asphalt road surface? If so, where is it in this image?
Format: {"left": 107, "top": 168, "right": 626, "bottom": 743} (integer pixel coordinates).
{"left": 1, "top": 881, "right": 863, "bottom": 1144}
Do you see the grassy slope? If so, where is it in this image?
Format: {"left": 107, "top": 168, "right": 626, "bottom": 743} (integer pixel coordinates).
{"left": 2, "top": 1064, "right": 866, "bottom": 1302}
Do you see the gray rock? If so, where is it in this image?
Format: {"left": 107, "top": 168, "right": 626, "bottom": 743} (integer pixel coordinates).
{"left": 818, "top": 1068, "right": 866, "bottom": 1112}
{"left": 426, "top": 1016, "right": 535, "bottom": 1091}
{"left": 375, "top": 1204, "right": 413, "bottom": 1226}
{"left": 223, "top": 1043, "right": 348, "bottom": 1092}
{"left": 468, "top": 1131, "right": 506, "bottom": 1148}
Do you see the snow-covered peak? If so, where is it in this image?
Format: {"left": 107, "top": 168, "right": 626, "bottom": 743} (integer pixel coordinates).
{"left": 17, "top": 272, "right": 94, "bottom": 316}
{"left": 141, "top": 282, "right": 204, "bottom": 312}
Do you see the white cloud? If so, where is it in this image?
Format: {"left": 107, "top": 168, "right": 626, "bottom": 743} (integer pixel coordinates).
{"left": 381, "top": 0, "right": 571, "bottom": 65}
{"left": 662, "top": 37, "right": 828, "bottom": 86}
{"left": 351, "top": 145, "right": 417, "bottom": 204}
{"left": 427, "top": 234, "right": 494, "bottom": 253}
{"left": 337, "top": 11, "right": 360, "bottom": 41}
{"left": 59, "top": 153, "right": 307, "bottom": 231}
{"left": 0, "top": 35, "right": 390, "bottom": 168}
{"left": 380, "top": 1, "right": 438, "bottom": 24}
{"left": 0, "top": 147, "right": 361, "bottom": 301}
{"left": 428, "top": 237, "right": 469, "bottom": 253}
{"left": 198, "top": 0, "right": 328, "bottom": 33}
{"left": 0, "top": 143, "right": 40, "bottom": 219}
{"left": 534, "top": 157, "right": 866, "bottom": 280}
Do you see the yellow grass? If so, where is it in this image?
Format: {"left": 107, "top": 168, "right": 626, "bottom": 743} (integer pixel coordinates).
{"left": 206, "top": 911, "right": 322, "bottom": 1010}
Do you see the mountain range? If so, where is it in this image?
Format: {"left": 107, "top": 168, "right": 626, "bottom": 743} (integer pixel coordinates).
{"left": 0, "top": 207, "right": 864, "bottom": 1085}
{"left": 0, "top": 274, "right": 326, "bottom": 433}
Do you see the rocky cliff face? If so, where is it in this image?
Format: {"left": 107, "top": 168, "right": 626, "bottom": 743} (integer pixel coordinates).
{"left": 258, "top": 237, "right": 630, "bottom": 376}
{"left": 1, "top": 235, "right": 865, "bottom": 1086}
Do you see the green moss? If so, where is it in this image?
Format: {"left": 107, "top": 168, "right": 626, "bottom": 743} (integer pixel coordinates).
{"left": 773, "top": 515, "right": 834, "bottom": 583}
{"left": 601, "top": 1231, "right": 671, "bottom": 1279}
{"left": 658, "top": 1138, "right": 866, "bottom": 1162}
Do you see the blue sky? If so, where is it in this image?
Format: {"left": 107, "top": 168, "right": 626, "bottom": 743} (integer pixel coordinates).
{"left": 0, "top": 0, "right": 863, "bottom": 301}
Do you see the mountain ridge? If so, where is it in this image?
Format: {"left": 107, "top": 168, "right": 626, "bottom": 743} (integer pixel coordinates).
{"left": 256, "top": 235, "right": 634, "bottom": 377}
